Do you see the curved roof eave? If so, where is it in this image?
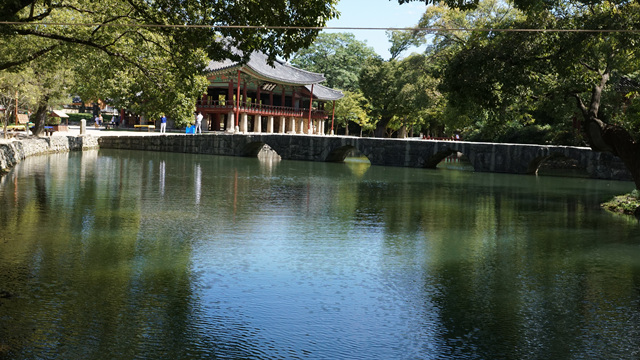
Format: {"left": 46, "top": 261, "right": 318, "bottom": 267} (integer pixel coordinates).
{"left": 206, "top": 51, "right": 326, "bottom": 85}
{"left": 305, "top": 84, "right": 344, "bottom": 101}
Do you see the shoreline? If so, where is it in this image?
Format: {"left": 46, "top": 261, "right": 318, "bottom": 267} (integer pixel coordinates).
{"left": 601, "top": 192, "right": 640, "bottom": 218}
{"left": 0, "top": 124, "right": 171, "bottom": 174}
{"left": 0, "top": 135, "right": 99, "bottom": 174}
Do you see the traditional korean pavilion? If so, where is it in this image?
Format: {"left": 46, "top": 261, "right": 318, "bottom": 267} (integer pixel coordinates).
{"left": 197, "top": 51, "right": 343, "bottom": 134}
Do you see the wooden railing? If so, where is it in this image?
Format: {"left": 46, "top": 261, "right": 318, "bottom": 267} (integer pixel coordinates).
{"left": 196, "top": 99, "right": 326, "bottom": 118}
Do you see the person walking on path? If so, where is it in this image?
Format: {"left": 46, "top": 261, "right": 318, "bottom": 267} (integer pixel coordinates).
{"left": 160, "top": 114, "right": 167, "bottom": 133}
{"left": 195, "top": 111, "right": 203, "bottom": 134}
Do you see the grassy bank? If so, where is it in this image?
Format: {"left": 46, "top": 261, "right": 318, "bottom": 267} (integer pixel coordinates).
{"left": 601, "top": 190, "right": 640, "bottom": 217}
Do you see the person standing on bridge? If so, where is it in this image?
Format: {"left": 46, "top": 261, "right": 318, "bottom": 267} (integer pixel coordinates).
{"left": 195, "top": 111, "right": 203, "bottom": 134}
{"left": 160, "top": 114, "right": 167, "bottom": 133}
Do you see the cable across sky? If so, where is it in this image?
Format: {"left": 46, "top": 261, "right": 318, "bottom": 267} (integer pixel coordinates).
{"left": 1, "top": 21, "right": 640, "bottom": 33}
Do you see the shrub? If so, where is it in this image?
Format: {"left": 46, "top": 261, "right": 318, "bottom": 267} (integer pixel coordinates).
{"left": 67, "top": 113, "right": 94, "bottom": 124}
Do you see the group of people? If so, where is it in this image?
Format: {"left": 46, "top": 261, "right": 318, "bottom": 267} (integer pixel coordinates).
{"left": 94, "top": 113, "right": 120, "bottom": 128}
{"left": 94, "top": 114, "right": 103, "bottom": 126}
{"left": 90, "top": 111, "right": 206, "bottom": 133}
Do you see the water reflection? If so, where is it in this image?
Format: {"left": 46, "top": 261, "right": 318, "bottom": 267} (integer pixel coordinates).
{"left": 194, "top": 163, "right": 201, "bottom": 205}
{"left": 159, "top": 160, "right": 165, "bottom": 197}
{"left": 0, "top": 149, "right": 639, "bottom": 359}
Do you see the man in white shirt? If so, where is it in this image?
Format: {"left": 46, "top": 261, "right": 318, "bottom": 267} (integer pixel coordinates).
{"left": 195, "top": 112, "right": 203, "bottom": 134}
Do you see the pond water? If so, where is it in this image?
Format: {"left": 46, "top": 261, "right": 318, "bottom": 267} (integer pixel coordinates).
{"left": 1, "top": 149, "right": 639, "bottom": 359}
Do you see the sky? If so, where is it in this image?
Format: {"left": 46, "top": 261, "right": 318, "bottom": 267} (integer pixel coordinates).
{"left": 323, "top": 0, "right": 428, "bottom": 60}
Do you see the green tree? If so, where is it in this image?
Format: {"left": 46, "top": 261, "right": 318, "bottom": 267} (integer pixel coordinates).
{"left": 397, "top": 0, "right": 480, "bottom": 11}
{"left": 0, "top": 71, "right": 38, "bottom": 137}
{"left": 435, "top": 0, "right": 640, "bottom": 188}
{"left": 359, "top": 54, "right": 440, "bottom": 138}
{"left": 387, "top": 29, "right": 427, "bottom": 60}
{"left": 1, "top": 0, "right": 339, "bottom": 133}
{"left": 358, "top": 58, "right": 404, "bottom": 137}
{"left": 390, "top": 0, "right": 524, "bottom": 138}
{"left": 291, "top": 33, "right": 378, "bottom": 92}
{"left": 394, "top": 54, "right": 441, "bottom": 136}
{"left": 326, "top": 90, "right": 371, "bottom": 135}
{"left": 0, "top": 56, "right": 71, "bottom": 136}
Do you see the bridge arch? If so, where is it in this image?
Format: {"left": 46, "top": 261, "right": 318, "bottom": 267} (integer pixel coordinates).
{"left": 528, "top": 152, "right": 587, "bottom": 177}
{"left": 422, "top": 142, "right": 475, "bottom": 171}
{"left": 240, "top": 140, "right": 283, "bottom": 159}
{"left": 425, "top": 149, "right": 460, "bottom": 168}
{"left": 325, "top": 144, "right": 372, "bottom": 163}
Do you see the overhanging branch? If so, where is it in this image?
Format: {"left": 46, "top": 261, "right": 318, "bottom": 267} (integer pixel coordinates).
{"left": 0, "top": 44, "right": 58, "bottom": 71}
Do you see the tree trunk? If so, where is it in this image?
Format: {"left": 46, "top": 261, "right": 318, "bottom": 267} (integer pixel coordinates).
{"left": 584, "top": 117, "right": 640, "bottom": 189}
{"left": 374, "top": 116, "right": 392, "bottom": 138}
{"left": 576, "top": 67, "right": 640, "bottom": 189}
{"left": 31, "top": 96, "right": 49, "bottom": 136}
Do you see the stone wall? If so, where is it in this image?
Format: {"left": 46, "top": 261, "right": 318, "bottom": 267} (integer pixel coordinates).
{"left": 98, "top": 134, "right": 633, "bottom": 182}
{"left": 1, "top": 133, "right": 629, "bottom": 181}
{"left": 0, "top": 136, "right": 99, "bottom": 173}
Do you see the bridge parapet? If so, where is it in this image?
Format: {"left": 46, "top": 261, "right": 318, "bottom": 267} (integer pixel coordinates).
{"left": 98, "top": 134, "right": 632, "bottom": 182}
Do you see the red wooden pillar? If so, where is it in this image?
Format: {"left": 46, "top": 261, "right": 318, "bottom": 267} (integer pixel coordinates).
{"left": 331, "top": 100, "right": 335, "bottom": 133}
{"left": 236, "top": 70, "right": 241, "bottom": 127}
{"left": 242, "top": 83, "right": 247, "bottom": 106}
{"left": 228, "top": 80, "right": 234, "bottom": 105}
{"left": 307, "top": 84, "right": 314, "bottom": 132}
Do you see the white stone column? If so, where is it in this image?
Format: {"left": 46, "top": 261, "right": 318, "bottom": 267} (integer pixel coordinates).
{"left": 226, "top": 112, "right": 235, "bottom": 133}
{"left": 267, "top": 116, "right": 274, "bottom": 133}
{"left": 241, "top": 113, "right": 248, "bottom": 133}
{"left": 319, "top": 120, "right": 325, "bottom": 135}
{"left": 254, "top": 115, "right": 262, "bottom": 133}
{"left": 288, "top": 117, "right": 296, "bottom": 134}
{"left": 279, "top": 116, "right": 286, "bottom": 133}
{"left": 298, "top": 118, "right": 305, "bottom": 134}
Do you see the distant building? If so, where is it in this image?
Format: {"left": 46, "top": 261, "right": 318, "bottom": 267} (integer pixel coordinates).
{"left": 198, "top": 51, "right": 343, "bottom": 134}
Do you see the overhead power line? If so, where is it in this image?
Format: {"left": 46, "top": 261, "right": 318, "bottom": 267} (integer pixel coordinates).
{"left": 1, "top": 21, "right": 640, "bottom": 33}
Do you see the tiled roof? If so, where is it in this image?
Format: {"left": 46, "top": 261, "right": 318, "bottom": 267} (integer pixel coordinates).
{"left": 206, "top": 51, "right": 326, "bottom": 85}
{"left": 305, "top": 84, "right": 344, "bottom": 101}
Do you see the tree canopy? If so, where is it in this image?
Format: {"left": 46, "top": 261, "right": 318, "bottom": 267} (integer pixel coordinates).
{"left": 291, "top": 33, "right": 378, "bottom": 92}
{"left": 387, "top": 0, "right": 640, "bottom": 187}
{"left": 434, "top": 0, "right": 640, "bottom": 186}
{"left": 0, "top": 0, "right": 339, "bottom": 132}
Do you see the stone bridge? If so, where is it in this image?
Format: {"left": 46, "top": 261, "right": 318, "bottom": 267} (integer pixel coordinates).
{"left": 98, "top": 134, "right": 632, "bottom": 181}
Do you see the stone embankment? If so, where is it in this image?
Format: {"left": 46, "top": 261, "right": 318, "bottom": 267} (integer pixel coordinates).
{"left": 0, "top": 135, "right": 98, "bottom": 174}
{"left": 98, "top": 134, "right": 632, "bottom": 181}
